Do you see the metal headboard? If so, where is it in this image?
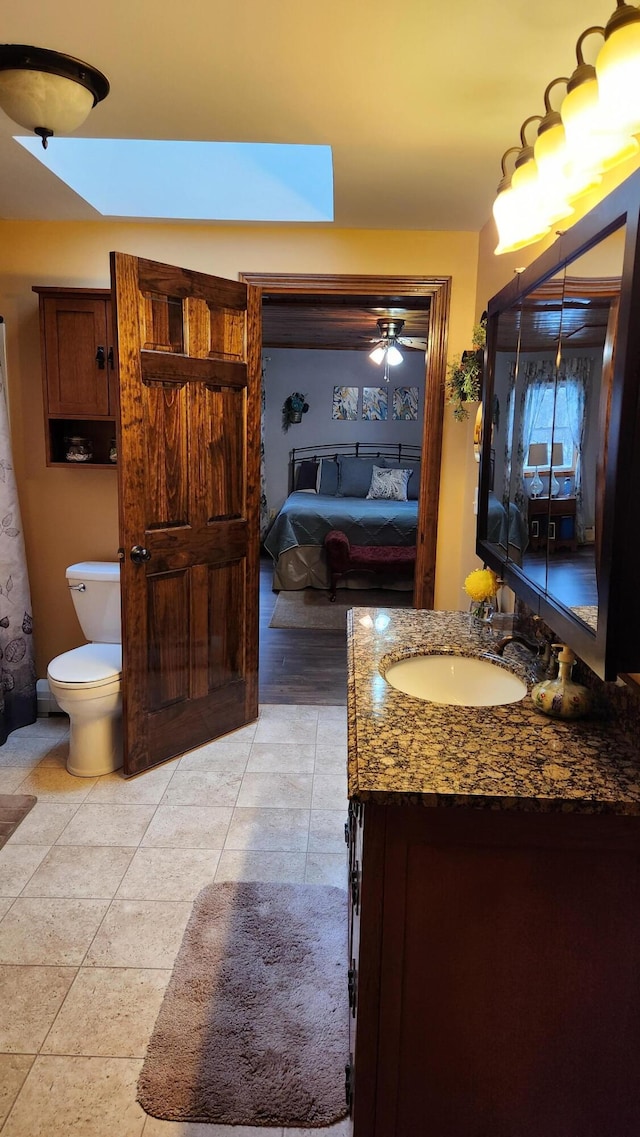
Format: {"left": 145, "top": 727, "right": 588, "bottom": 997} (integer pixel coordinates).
{"left": 289, "top": 442, "right": 422, "bottom": 493}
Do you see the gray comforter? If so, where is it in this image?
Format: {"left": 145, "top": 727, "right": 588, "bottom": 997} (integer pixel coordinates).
{"left": 264, "top": 491, "right": 419, "bottom": 560}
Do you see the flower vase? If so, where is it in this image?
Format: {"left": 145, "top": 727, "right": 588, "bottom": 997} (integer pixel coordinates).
{"left": 469, "top": 597, "right": 495, "bottom": 633}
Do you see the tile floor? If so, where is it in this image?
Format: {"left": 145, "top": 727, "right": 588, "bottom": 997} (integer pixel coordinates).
{"left": 0, "top": 707, "right": 351, "bottom": 1137}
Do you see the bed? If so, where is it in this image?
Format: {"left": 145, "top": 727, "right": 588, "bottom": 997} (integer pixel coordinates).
{"left": 264, "top": 443, "right": 421, "bottom": 591}
{"left": 487, "top": 490, "right": 528, "bottom": 564}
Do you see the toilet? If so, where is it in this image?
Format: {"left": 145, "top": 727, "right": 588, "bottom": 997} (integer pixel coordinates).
{"left": 47, "top": 562, "right": 122, "bottom": 777}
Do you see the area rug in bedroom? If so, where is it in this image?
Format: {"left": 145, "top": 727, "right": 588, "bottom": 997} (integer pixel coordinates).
{"left": 137, "top": 880, "right": 349, "bottom": 1128}
{"left": 0, "top": 794, "right": 37, "bottom": 850}
{"left": 269, "top": 586, "right": 413, "bottom": 630}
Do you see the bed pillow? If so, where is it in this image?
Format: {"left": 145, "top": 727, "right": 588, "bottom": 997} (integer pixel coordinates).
{"left": 384, "top": 459, "right": 421, "bottom": 500}
{"left": 366, "top": 465, "right": 411, "bottom": 501}
{"left": 337, "top": 455, "right": 380, "bottom": 497}
{"left": 295, "top": 460, "right": 319, "bottom": 492}
{"left": 317, "top": 458, "right": 339, "bottom": 495}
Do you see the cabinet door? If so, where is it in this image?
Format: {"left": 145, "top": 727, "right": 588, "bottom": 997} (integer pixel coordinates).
{"left": 42, "top": 295, "right": 112, "bottom": 416}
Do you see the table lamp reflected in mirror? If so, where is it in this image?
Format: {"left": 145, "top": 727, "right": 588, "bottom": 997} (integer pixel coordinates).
{"left": 527, "top": 442, "right": 548, "bottom": 497}
{"left": 550, "top": 441, "right": 563, "bottom": 497}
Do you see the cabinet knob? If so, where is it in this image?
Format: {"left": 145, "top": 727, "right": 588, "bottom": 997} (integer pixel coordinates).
{"left": 96, "top": 346, "right": 106, "bottom": 369}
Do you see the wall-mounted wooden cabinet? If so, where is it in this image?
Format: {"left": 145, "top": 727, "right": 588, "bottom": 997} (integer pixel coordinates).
{"left": 33, "top": 286, "right": 118, "bottom": 468}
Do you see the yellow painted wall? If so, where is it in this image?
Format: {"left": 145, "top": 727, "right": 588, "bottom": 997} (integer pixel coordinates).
{"left": 0, "top": 220, "right": 479, "bottom": 676}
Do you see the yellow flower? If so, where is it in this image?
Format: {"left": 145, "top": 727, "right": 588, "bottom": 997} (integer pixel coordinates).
{"left": 464, "top": 568, "right": 498, "bottom": 602}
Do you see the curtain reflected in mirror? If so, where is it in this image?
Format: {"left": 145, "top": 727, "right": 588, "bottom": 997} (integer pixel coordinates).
{"left": 484, "top": 226, "right": 625, "bottom": 635}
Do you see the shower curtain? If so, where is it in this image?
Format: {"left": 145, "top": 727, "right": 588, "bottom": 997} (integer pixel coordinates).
{"left": 0, "top": 321, "right": 36, "bottom": 741}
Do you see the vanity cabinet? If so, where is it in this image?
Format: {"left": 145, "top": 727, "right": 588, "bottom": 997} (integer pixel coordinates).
{"left": 348, "top": 798, "right": 640, "bottom": 1137}
{"left": 34, "top": 286, "right": 118, "bottom": 468}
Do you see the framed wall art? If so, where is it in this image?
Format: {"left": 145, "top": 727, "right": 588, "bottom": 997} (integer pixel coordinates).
{"left": 393, "top": 386, "right": 419, "bottom": 421}
{"left": 362, "top": 387, "right": 388, "bottom": 421}
{"left": 332, "top": 386, "right": 358, "bottom": 420}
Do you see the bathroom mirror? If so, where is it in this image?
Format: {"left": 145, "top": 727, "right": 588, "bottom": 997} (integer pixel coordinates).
{"left": 478, "top": 168, "right": 640, "bottom": 680}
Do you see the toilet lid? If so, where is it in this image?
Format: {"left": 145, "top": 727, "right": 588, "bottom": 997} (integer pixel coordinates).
{"left": 48, "top": 642, "right": 122, "bottom": 686}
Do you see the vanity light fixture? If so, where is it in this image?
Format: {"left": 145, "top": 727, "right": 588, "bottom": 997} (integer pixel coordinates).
{"left": 0, "top": 44, "right": 109, "bottom": 148}
{"left": 493, "top": 4, "right": 640, "bottom": 256}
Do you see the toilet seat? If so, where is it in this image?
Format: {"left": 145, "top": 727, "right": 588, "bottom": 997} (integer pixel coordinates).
{"left": 48, "top": 643, "right": 122, "bottom": 689}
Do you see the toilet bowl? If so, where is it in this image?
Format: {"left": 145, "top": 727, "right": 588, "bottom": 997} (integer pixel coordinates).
{"left": 47, "top": 562, "right": 122, "bottom": 777}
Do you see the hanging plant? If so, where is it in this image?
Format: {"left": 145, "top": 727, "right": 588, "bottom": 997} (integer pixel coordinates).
{"left": 447, "top": 314, "right": 487, "bottom": 422}
{"left": 282, "top": 391, "right": 310, "bottom": 432}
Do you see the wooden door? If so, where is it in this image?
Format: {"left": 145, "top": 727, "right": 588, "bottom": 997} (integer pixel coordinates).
{"left": 111, "top": 253, "right": 261, "bottom": 775}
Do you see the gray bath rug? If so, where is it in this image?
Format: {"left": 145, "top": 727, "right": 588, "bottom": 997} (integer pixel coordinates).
{"left": 137, "top": 880, "right": 349, "bottom": 1128}
{"left": 269, "top": 586, "right": 413, "bottom": 630}
{"left": 0, "top": 794, "right": 37, "bottom": 850}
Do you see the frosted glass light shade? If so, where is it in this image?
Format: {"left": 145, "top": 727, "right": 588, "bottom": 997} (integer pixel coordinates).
{"left": 369, "top": 345, "right": 385, "bottom": 364}
{"left": 512, "top": 150, "right": 573, "bottom": 226}
{"left": 386, "top": 344, "right": 403, "bottom": 366}
{"left": 0, "top": 46, "right": 109, "bottom": 146}
{"left": 561, "top": 73, "right": 639, "bottom": 177}
{"left": 597, "top": 17, "right": 640, "bottom": 136}
{"left": 0, "top": 69, "right": 94, "bottom": 134}
{"left": 493, "top": 170, "right": 551, "bottom": 255}
{"left": 534, "top": 117, "right": 601, "bottom": 202}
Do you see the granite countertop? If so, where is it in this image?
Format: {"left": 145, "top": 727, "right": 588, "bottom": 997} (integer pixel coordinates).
{"left": 347, "top": 608, "right": 640, "bottom": 814}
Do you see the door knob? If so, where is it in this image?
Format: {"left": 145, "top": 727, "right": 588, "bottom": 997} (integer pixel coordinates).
{"left": 130, "top": 545, "right": 151, "bottom": 564}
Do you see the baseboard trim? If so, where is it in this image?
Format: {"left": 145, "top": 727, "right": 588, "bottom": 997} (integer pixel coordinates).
{"left": 36, "top": 678, "right": 61, "bottom": 716}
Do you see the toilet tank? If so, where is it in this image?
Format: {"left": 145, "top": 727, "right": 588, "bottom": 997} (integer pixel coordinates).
{"left": 66, "top": 562, "right": 121, "bottom": 644}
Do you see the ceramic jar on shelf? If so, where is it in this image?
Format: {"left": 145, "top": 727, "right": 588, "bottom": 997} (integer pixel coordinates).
{"left": 64, "top": 436, "right": 92, "bottom": 463}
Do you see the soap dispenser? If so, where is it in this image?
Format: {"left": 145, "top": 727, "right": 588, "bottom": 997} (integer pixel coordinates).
{"left": 531, "top": 643, "right": 591, "bottom": 720}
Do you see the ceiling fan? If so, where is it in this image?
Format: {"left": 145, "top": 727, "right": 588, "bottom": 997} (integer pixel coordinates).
{"left": 368, "top": 317, "right": 427, "bottom": 380}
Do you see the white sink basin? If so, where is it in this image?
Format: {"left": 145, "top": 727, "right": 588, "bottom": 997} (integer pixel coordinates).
{"left": 383, "top": 653, "right": 527, "bottom": 707}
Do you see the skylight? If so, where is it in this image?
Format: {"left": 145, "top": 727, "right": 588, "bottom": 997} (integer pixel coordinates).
{"left": 14, "top": 138, "right": 334, "bottom": 223}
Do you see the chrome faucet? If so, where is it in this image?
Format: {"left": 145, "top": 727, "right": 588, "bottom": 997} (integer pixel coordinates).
{"left": 493, "top": 632, "right": 554, "bottom": 676}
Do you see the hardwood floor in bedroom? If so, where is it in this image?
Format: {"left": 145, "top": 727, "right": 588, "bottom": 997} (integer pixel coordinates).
{"left": 259, "top": 558, "right": 348, "bottom": 705}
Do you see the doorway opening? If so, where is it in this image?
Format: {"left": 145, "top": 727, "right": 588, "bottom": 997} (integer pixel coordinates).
{"left": 241, "top": 272, "right": 451, "bottom": 705}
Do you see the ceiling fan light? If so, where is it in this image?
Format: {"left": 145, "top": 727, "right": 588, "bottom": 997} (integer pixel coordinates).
{"left": 0, "top": 45, "right": 109, "bottom": 146}
{"left": 369, "top": 345, "right": 385, "bottom": 365}
{"left": 386, "top": 344, "right": 403, "bottom": 366}
{"left": 596, "top": 4, "right": 640, "bottom": 136}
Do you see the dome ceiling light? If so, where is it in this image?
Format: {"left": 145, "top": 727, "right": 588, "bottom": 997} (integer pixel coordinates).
{"left": 0, "top": 44, "right": 109, "bottom": 148}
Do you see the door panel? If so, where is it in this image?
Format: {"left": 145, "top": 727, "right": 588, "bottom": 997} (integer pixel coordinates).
{"left": 112, "top": 252, "right": 261, "bottom": 775}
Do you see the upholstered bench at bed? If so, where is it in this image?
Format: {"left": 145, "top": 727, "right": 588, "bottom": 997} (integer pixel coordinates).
{"left": 323, "top": 529, "right": 416, "bottom": 601}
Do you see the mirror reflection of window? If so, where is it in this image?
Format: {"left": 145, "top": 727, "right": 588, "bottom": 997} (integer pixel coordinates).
{"left": 522, "top": 364, "right": 589, "bottom": 503}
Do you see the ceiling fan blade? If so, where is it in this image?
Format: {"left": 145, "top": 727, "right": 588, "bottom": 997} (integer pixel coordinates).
{"left": 399, "top": 336, "right": 428, "bottom": 348}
